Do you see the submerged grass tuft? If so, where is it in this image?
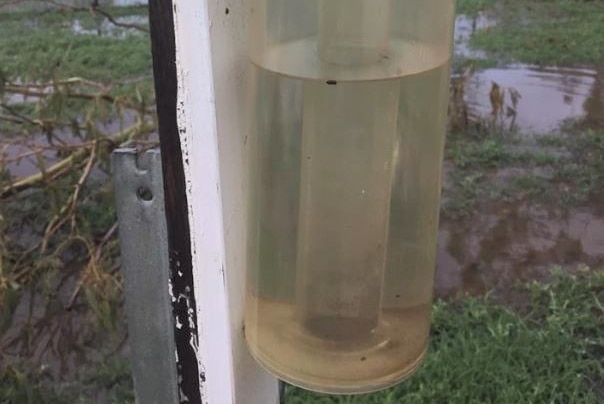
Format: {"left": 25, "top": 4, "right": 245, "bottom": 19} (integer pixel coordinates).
{"left": 442, "top": 124, "right": 604, "bottom": 216}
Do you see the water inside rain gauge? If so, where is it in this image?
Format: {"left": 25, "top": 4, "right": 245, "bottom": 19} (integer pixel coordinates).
{"left": 245, "top": 0, "right": 456, "bottom": 394}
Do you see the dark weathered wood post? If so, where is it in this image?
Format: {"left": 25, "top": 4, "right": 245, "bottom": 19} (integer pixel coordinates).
{"left": 148, "top": 1, "right": 202, "bottom": 402}
{"left": 145, "top": 0, "right": 279, "bottom": 402}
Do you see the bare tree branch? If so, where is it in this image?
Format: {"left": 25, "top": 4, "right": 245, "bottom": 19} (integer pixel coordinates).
{"left": 65, "top": 220, "right": 118, "bottom": 310}
{"left": 1, "top": 121, "right": 154, "bottom": 198}
{"left": 4, "top": 83, "right": 156, "bottom": 113}
{"left": 43, "top": 0, "right": 149, "bottom": 33}
{"left": 0, "top": 104, "right": 44, "bottom": 128}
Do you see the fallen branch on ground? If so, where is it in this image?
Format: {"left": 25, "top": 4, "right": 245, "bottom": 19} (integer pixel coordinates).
{"left": 0, "top": 120, "right": 155, "bottom": 199}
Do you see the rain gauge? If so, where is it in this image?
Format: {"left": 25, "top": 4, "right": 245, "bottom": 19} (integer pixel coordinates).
{"left": 245, "top": 0, "right": 457, "bottom": 394}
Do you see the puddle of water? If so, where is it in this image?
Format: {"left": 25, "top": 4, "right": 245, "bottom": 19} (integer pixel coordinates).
{"left": 454, "top": 14, "right": 604, "bottom": 134}
{"left": 464, "top": 65, "right": 602, "bottom": 134}
{"left": 435, "top": 201, "right": 604, "bottom": 298}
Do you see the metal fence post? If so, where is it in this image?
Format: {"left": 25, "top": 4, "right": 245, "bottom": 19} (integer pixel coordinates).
{"left": 112, "top": 148, "right": 179, "bottom": 404}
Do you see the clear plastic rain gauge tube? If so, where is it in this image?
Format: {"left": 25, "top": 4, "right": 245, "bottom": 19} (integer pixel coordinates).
{"left": 245, "top": 0, "right": 456, "bottom": 394}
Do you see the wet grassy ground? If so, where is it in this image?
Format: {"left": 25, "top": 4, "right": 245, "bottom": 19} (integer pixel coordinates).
{"left": 286, "top": 271, "right": 604, "bottom": 403}
{"left": 442, "top": 125, "right": 604, "bottom": 216}
{"left": 0, "top": 5, "right": 151, "bottom": 83}
{"left": 0, "top": 0, "right": 603, "bottom": 402}
{"left": 466, "top": 0, "right": 604, "bottom": 65}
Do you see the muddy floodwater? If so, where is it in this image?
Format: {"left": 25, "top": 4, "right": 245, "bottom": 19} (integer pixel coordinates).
{"left": 436, "top": 201, "right": 604, "bottom": 297}
{"left": 433, "top": 15, "right": 604, "bottom": 297}
{"left": 455, "top": 14, "right": 604, "bottom": 133}
{"left": 465, "top": 65, "right": 603, "bottom": 133}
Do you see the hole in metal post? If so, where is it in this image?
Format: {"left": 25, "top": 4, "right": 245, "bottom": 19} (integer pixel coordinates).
{"left": 137, "top": 186, "right": 154, "bottom": 202}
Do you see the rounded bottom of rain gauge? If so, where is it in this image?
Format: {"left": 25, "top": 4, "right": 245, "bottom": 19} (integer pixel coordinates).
{"left": 245, "top": 297, "right": 431, "bottom": 395}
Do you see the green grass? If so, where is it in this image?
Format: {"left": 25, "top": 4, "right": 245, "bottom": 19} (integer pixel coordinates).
{"left": 456, "top": 0, "right": 494, "bottom": 16}
{"left": 547, "top": 128, "right": 604, "bottom": 204}
{"left": 447, "top": 136, "right": 513, "bottom": 169}
{"left": 1, "top": 357, "right": 134, "bottom": 404}
{"left": 0, "top": 6, "right": 154, "bottom": 132}
{"left": 442, "top": 170, "right": 488, "bottom": 215}
{"left": 442, "top": 134, "right": 526, "bottom": 215}
{"left": 451, "top": 56, "right": 498, "bottom": 75}
{"left": 468, "top": 0, "right": 604, "bottom": 65}
{"left": 1, "top": 31, "right": 152, "bottom": 82}
{"left": 442, "top": 124, "right": 604, "bottom": 215}
{"left": 0, "top": 7, "right": 151, "bottom": 83}
{"left": 0, "top": 365, "right": 62, "bottom": 404}
{"left": 285, "top": 270, "right": 604, "bottom": 403}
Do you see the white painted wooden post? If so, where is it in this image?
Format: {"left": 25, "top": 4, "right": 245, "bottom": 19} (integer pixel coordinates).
{"left": 171, "top": 0, "right": 279, "bottom": 402}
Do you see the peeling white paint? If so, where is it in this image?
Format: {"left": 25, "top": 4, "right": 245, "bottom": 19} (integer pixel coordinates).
{"left": 172, "top": 1, "right": 278, "bottom": 403}
{"left": 173, "top": 1, "right": 235, "bottom": 402}
{"left": 168, "top": 278, "right": 176, "bottom": 303}
{"left": 179, "top": 387, "right": 190, "bottom": 403}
